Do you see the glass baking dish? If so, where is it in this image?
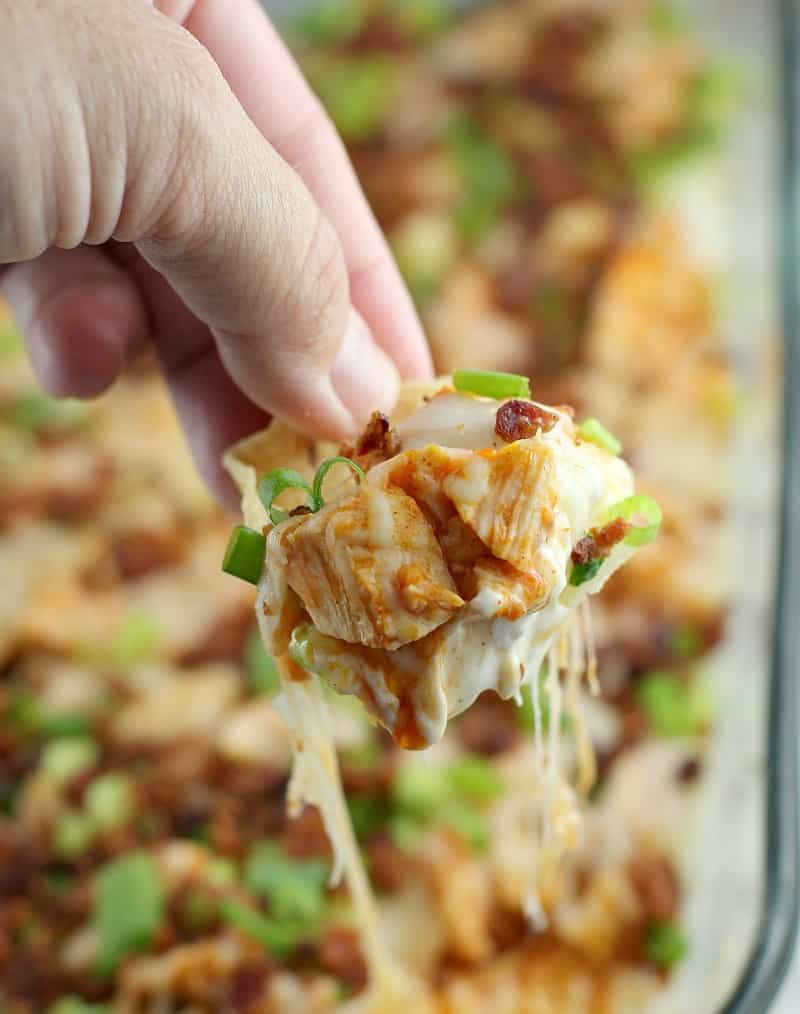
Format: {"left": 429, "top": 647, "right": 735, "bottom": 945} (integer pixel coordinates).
{"left": 263, "top": 0, "right": 800, "bottom": 1010}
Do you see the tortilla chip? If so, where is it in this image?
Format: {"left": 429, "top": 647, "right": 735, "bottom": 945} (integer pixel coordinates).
{"left": 223, "top": 377, "right": 451, "bottom": 524}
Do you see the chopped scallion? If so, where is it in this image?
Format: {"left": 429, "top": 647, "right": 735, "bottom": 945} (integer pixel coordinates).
{"left": 446, "top": 756, "right": 504, "bottom": 802}
{"left": 257, "top": 468, "right": 315, "bottom": 526}
{"left": 312, "top": 457, "right": 365, "bottom": 509}
{"left": 452, "top": 369, "right": 531, "bottom": 400}
{"left": 244, "top": 629, "right": 279, "bottom": 694}
{"left": 600, "top": 494, "right": 662, "bottom": 546}
{"left": 53, "top": 811, "right": 96, "bottom": 859}
{"left": 645, "top": 920, "right": 688, "bottom": 968}
{"left": 219, "top": 899, "right": 300, "bottom": 959}
{"left": 577, "top": 417, "right": 622, "bottom": 455}
{"left": 85, "top": 773, "right": 134, "bottom": 833}
{"left": 244, "top": 842, "right": 328, "bottom": 925}
{"left": 289, "top": 623, "right": 315, "bottom": 672}
{"left": 41, "top": 737, "right": 99, "bottom": 783}
{"left": 48, "top": 998, "right": 109, "bottom": 1014}
{"left": 440, "top": 801, "right": 489, "bottom": 852}
{"left": 93, "top": 852, "right": 165, "bottom": 975}
{"left": 569, "top": 558, "right": 604, "bottom": 586}
{"left": 222, "top": 525, "right": 266, "bottom": 585}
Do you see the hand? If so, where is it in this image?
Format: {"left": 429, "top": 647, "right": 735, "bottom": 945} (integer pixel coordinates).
{"left": 0, "top": 0, "right": 431, "bottom": 506}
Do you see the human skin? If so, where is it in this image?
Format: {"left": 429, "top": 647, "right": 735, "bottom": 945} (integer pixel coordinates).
{"left": 0, "top": 0, "right": 432, "bottom": 506}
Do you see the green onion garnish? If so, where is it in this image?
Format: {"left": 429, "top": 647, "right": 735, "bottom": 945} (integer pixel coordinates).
{"left": 222, "top": 525, "right": 266, "bottom": 585}
{"left": 636, "top": 671, "right": 713, "bottom": 738}
{"left": 48, "top": 997, "right": 110, "bottom": 1014}
{"left": 644, "top": 920, "right": 688, "bottom": 968}
{"left": 244, "top": 842, "right": 328, "bottom": 925}
{"left": 219, "top": 899, "right": 301, "bottom": 959}
{"left": 93, "top": 852, "right": 165, "bottom": 975}
{"left": 53, "top": 811, "right": 96, "bottom": 859}
{"left": 244, "top": 629, "right": 280, "bottom": 695}
{"left": 289, "top": 623, "right": 315, "bottom": 672}
{"left": 445, "top": 756, "right": 505, "bottom": 802}
{"left": 577, "top": 417, "right": 622, "bottom": 456}
{"left": 41, "top": 737, "right": 99, "bottom": 783}
{"left": 452, "top": 369, "right": 531, "bottom": 400}
{"left": 258, "top": 468, "right": 315, "bottom": 526}
{"left": 439, "top": 801, "right": 489, "bottom": 853}
{"left": 85, "top": 773, "right": 134, "bottom": 833}
{"left": 312, "top": 456, "right": 365, "bottom": 508}
{"left": 601, "top": 494, "right": 662, "bottom": 546}
{"left": 569, "top": 558, "right": 604, "bottom": 586}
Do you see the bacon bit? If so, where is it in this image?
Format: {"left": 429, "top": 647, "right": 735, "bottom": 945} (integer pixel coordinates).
{"left": 282, "top": 806, "right": 332, "bottom": 860}
{"left": 228, "top": 963, "right": 271, "bottom": 1012}
{"left": 365, "top": 835, "right": 415, "bottom": 892}
{"left": 495, "top": 400, "right": 558, "bottom": 443}
{"left": 318, "top": 927, "right": 368, "bottom": 991}
{"left": 488, "top": 902, "right": 528, "bottom": 950}
{"left": 344, "top": 411, "right": 400, "bottom": 469}
{"left": 628, "top": 856, "right": 680, "bottom": 923}
{"left": 570, "top": 516, "right": 631, "bottom": 566}
{"left": 676, "top": 757, "right": 702, "bottom": 784}
{"left": 593, "top": 515, "right": 631, "bottom": 551}
{"left": 112, "top": 528, "right": 185, "bottom": 580}
{"left": 571, "top": 535, "right": 599, "bottom": 566}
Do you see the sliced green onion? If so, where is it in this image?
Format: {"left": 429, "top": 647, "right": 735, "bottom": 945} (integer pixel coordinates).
{"left": 48, "top": 998, "right": 110, "bottom": 1014}
{"left": 93, "top": 852, "right": 165, "bottom": 975}
{"left": 601, "top": 494, "right": 662, "bottom": 547}
{"left": 446, "top": 757, "right": 504, "bottom": 803}
{"left": 244, "top": 842, "right": 328, "bottom": 925}
{"left": 85, "top": 773, "right": 134, "bottom": 833}
{"left": 452, "top": 369, "right": 531, "bottom": 400}
{"left": 388, "top": 813, "right": 424, "bottom": 852}
{"left": 41, "top": 737, "right": 99, "bottom": 783}
{"left": 53, "top": 811, "right": 97, "bottom": 859}
{"left": 348, "top": 794, "right": 388, "bottom": 842}
{"left": 220, "top": 899, "right": 300, "bottom": 959}
{"left": 222, "top": 525, "right": 266, "bottom": 585}
{"left": 577, "top": 417, "right": 622, "bottom": 456}
{"left": 569, "top": 558, "right": 604, "bottom": 587}
{"left": 391, "top": 763, "right": 451, "bottom": 821}
{"left": 105, "top": 613, "right": 162, "bottom": 668}
{"left": 257, "top": 468, "right": 315, "bottom": 526}
{"left": 636, "top": 671, "right": 713, "bottom": 738}
{"left": 206, "top": 857, "right": 239, "bottom": 887}
{"left": 439, "top": 801, "right": 489, "bottom": 853}
{"left": 645, "top": 920, "right": 688, "bottom": 968}
{"left": 289, "top": 623, "right": 315, "bottom": 672}
{"left": 244, "top": 629, "right": 279, "bottom": 695}
{"left": 312, "top": 457, "right": 365, "bottom": 509}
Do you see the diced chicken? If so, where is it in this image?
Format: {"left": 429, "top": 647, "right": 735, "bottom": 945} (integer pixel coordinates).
{"left": 443, "top": 440, "right": 560, "bottom": 574}
{"left": 278, "top": 485, "right": 463, "bottom": 651}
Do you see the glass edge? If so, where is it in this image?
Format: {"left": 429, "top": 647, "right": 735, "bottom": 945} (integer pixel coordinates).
{"left": 721, "top": 0, "right": 800, "bottom": 1010}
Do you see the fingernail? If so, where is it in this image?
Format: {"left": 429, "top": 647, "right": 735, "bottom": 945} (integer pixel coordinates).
{"left": 331, "top": 310, "right": 400, "bottom": 428}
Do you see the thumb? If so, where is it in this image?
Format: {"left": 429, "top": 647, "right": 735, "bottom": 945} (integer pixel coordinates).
{"left": 127, "top": 25, "right": 399, "bottom": 439}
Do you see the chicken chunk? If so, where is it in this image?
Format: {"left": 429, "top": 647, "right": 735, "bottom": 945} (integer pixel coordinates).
{"left": 277, "top": 484, "right": 463, "bottom": 651}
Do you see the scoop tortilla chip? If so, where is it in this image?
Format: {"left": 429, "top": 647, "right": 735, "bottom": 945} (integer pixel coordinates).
{"left": 223, "top": 377, "right": 450, "bottom": 526}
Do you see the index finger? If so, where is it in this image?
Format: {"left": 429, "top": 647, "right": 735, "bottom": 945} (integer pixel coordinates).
{"left": 156, "top": 0, "right": 433, "bottom": 382}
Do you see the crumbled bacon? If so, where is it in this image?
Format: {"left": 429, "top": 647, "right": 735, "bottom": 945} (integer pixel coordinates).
{"left": 494, "top": 400, "right": 558, "bottom": 443}
{"left": 365, "top": 835, "right": 415, "bottom": 893}
{"left": 571, "top": 516, "right": 631, "bottom": 565}
{"left": 344, "top": 411, "right": 401, "bottom": 469}
{"left": 318, "top": 927, "right": 368, "bottom": 991}
{"left": 628, "top": 856, "right": 680, "bottom": 922}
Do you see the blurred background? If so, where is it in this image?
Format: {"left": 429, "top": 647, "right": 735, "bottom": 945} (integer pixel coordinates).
{"left": 0, "top": 1, "right": 789, "bottom": 1012}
